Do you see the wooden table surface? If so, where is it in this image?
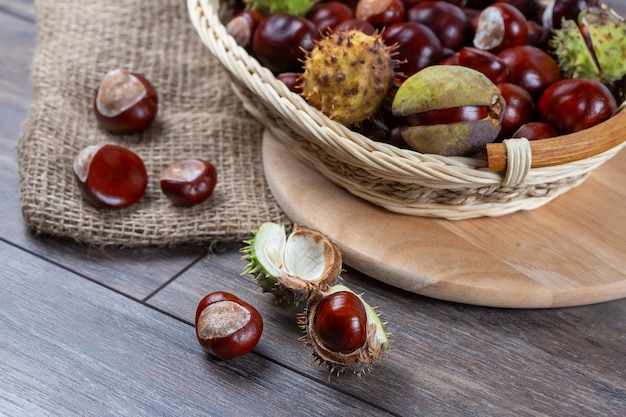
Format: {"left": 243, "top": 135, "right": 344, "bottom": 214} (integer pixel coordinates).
{"left": 1, "top": 1, "right": 625, "bottom": 415}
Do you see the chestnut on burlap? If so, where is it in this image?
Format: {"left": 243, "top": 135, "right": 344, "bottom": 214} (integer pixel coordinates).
{"left": 17, "top": 0, "right": 288, "bottom": 246}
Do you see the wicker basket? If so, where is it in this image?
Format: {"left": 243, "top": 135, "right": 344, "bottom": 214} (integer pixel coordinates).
{"left": 187, "top": 0, "right": 626, "bottom": 220}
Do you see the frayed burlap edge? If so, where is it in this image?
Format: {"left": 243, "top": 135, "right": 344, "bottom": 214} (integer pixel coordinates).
{"left": 17, "top": 0, "right": 289, "bottom": 246}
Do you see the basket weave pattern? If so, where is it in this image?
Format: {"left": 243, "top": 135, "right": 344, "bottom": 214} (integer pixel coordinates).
{"left": 189, "top": 0, "right": 625, "bottom": 219}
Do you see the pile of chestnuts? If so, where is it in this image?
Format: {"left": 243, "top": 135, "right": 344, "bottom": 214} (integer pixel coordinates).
{"left": 227, "top": 0, "right": 625, "bottom": 155}
{"left": 74, "top": 69, "right": 218, "bottom": 209}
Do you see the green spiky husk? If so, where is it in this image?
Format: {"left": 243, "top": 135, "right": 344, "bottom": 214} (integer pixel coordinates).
{"left": 299, "top": 30, "right": 397, "bottom": 126}
{"left": 240, "top": 222, "right": 342, "bottom": 304}
{"left": 551, "top": 5, "right": 626, "bottom": 84}
{"left": 240, "top": 224, "right": 293, "bottom": 301}
{"left": 244, "top": 0, "right": 318, "bottom": 16}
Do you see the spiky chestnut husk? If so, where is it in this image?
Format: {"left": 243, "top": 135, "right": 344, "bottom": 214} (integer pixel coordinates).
{"left": 299, "top": 284, "right": 390, "bottom": 379}
{"left": 550, "top": 5, "right": 626, "bottom": 85}
{"left": 299, "top": 29, "right": 397, "bottom": 126}
{"left": 241, "top": 222, "right": 342, "bottom": 303}
{"left": 244, "top": 0, "right": 318, "bottom": 16}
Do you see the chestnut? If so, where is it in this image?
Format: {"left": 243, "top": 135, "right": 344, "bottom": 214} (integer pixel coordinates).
{"left": 537, "top": 78, "right": 617, "bottom": 134}
{"left": 160, "top": 159, "right": 217, "bottom": 206}
{"left": 473, "top": 3, "right": 528, "bottom": 53}
{"left": 498, "top": 45, "right": 562, "bottom": 99}
{"left": 195, "top": 291, "right": 263, "bottom": 360}
{"left": 333, "top": 18, "right": 377, "bottom": 35}
{"left": 314, "top": 291, "right": 368, "bottom": 354}
{"left": 73, "top": 144, "right": 147, "bottom": 209}
{"left": 381, "top": 22, "right": 443, "bottom": 78}
{"left": 225, "top": 10, "right": 264, "bottom": 50}
{"left": 407, "top": 0, "right": 470, "bottom": 52}
{"left": 93, "top": 69, "right": 158, "bottom": 134}
{"left": 356, "top": 0, "right": 405, "bottom": 29}
{"left": 252, "top": 13, "right": 319, "bottom": 74}
{"left": 303, "top": 284, "right": 389, "bottom": 377}
{"left": 275, "top": 72, "right": 301, "bottom": 93}
{"left": 512, "top": 122, "right": 558, "bottom": 140}
{"left": 456, "top": 47, "right": 509, "bottom": 84}
{"left": 306, "top": 1, "right": 354, "bottom": 32}
{"left": 497, "top": 82, "right": 536, "bottom": 139}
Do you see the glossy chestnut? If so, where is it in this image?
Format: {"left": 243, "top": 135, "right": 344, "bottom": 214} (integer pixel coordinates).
{"left": 538, "top": 78, "right": 617, "bottom": 134}
{"left": 313, "top": 291, "right": 367, "bottom": 353}
{"left": 226, "top": 10, "right": 263, "bottom": 50}
{"left": 456, "top": 47, "right": 509, "bottom": 84}
{"left": 160, "top": 159, "right": 217, "bottom": 206}
{"left": 497, "top": 82, "right": 536, "bottom": 138}
{"left": 306, "top": 1, "right": 354, "bottom": 32}
{"left": 195, "top": 291, "right": 263, "bottom": 360}
{"left": 407, "top": 0, "right": 470, "bottom": 52}
{"left": 512, "top": 122, "right": 558, "bottom": 140}
{"left": 333, "top": 18, "right": 376, "bottom": 35}
{"left": 404, "top": 105, "right": 488, "bottom": 126}
{"left": 498, "top": 45, "right": 561, "bottom": 99}
{"left": 275, "top": 72, "right": 301, "bottom": 93}
{"left": 525, "top": 20, "right": 550, "bottom": 49}
{"left": 73, "top": 144, "right": 147, "bottom": 209}
{"left": 382, "top": 22, "right": 443, "bottom": 78}
{"left": 473, "top": 3, "right": 528, "bottom": 52}
{"left": 356, "top": 0, "right": 405, "bottom": 29}
{"left": 252, "top": 13, "right": 319, "bottom": 74}
{"left": 93, "top": 69, "right": 158, "bottom": 134}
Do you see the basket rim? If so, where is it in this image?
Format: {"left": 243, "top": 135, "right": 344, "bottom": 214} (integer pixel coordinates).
{"left": 188, "top": 0, "right": 626, "bottom": 189}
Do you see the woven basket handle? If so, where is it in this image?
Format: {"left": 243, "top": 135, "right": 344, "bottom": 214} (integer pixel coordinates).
{"left": 487, "top": 105, "right": 626, "bottom": 172}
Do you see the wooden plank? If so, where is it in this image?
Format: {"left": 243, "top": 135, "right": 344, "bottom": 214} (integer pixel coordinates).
{"left": 0, "top": 239, "right": 390, "bottom": 416}
{"left": 0, "top": 11, "right": 207, "bottom": 300}
{"left": 0, "top": 0, "right": 34, "bottom": 20}
{"left": 148, "top": 246, "right": 626, "bottom": 416}
{"left": 262, "top": 131, "right": 626, "bottom": 308}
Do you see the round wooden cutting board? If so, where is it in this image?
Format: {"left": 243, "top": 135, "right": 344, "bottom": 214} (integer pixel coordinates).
{"left": 262, "top": 131, "right": 626, "bottom": 308}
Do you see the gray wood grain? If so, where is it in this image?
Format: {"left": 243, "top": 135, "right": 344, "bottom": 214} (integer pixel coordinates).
{"left": 149, "top": 252, "right": 626, "bottom": 416}
{"left": 0, "top": 239, "right": 391, "bottom": 417}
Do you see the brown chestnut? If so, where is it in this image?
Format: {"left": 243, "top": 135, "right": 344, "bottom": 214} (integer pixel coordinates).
{"left": 306, "top": 1, "right": 354, "bottom": 32}
{"left": 356, "top": 0, "right": 405, "bottom": 29}
{"left": 537, "top": 78, "right": 617, "bottom": 134}
{"left": 314, "top": 291, "right": 368, "bottom": 354}
{"left": 252, "top": 13, "right": 319, "bottom": 74}
{"left": 497, "top": 45, "right": 562, "bottom": 99}
{"left": 195, "top": 291, "right": 263, "bottom": 360}
{"left": 473, "top": 3, "right": 528, "bottom": 53}
{"left": 225, "top": 10, "right": 264, "bottom": 51}
{"left": 407, "top": 0, "right": 470, "bottom": 52}
{"left": 94, "top": 69, "right": 158, "bottom": 134}
{"left": 512, "top": 122, "right": 558, "bottom": 140}
{"left": 160, "top": 159, "right": 217, "bottom": 206}
{"left": 73, "top": 144, "right": 147, "bottom": 209}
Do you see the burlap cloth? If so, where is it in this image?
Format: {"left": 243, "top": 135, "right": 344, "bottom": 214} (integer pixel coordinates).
{"left": 17, "top": 0, "right": 289, "bottom": 246}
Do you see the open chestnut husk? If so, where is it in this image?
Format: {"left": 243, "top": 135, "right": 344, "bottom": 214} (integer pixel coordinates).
{"left": 241, "top": 222, "right": 342, "bottom": 302}
{"left": 300, "top": 284, "right": 389, "bottom": 378}
{"left": 392, "top": 65, "right": 505, "bottom": 157}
